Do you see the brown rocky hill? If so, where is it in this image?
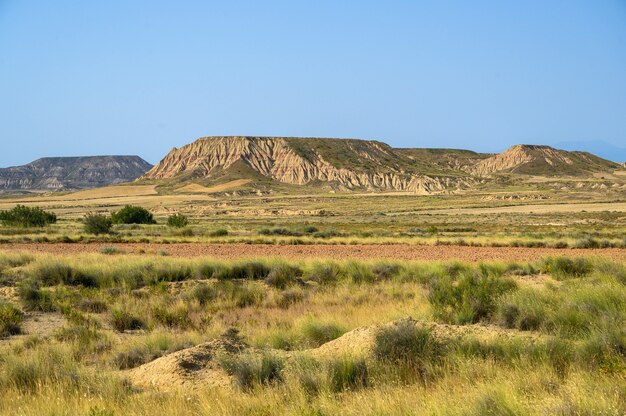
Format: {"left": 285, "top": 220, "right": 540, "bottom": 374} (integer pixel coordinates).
{"left": 0, "top": 156, "right": 152, "bottom": 191}
{"left": 469, "top": 144, "right": 619, "bottom": 176}
{"left": 140, "top": 137, "right": 621, "bottom": 193}
{"left": 141, "top": 136, "right": 475, "bottom": 193}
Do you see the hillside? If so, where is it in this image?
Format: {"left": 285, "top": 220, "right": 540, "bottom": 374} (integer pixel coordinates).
{"left": 0, "top": 156, "right": 152, "bottom": 191}
{"left": 470, "top": 144, "right": 619, "bottom": 176}
{"left": 140, "top": 137, "right": 622, "bottom": 193}
{"left": 141, "top": 136, "right": 474, "bottom": 194}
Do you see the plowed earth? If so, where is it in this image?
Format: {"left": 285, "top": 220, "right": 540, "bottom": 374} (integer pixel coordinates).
{"left": 1, "top": 243, "right": 625, "bottom": 262}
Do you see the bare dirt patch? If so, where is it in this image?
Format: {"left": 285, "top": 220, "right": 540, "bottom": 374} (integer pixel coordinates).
{"left": 1, "top": 243, "right": 625, "bottom": 262}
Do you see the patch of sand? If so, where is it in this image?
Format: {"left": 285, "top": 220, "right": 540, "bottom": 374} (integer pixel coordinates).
{"left": 175, "top": 180, "right": 251, "bottom": 194}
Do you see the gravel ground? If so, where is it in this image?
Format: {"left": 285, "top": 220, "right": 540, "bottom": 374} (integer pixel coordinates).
{"left": 1, "top": 243, "right": 625, "bottom": 262}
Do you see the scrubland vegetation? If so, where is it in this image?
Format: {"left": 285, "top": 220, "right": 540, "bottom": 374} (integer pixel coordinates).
{"left": 0, "top": 251, "right": 623, "bottom": 415}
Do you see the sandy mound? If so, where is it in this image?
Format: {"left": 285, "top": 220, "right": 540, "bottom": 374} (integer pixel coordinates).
{"left": 309, "top": 317, "right": 542, "bottom": 359}
{"left": 126, "top": 318, "right": 545, "bottom": 391}
{"left": 126, "top": 329, "right": 248, "bottom": 391}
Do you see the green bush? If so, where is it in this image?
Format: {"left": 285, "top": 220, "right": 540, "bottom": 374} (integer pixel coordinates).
{"left": 374, "top": 321, "right": 443, "bottom": 367}
{"left": 328, "top": 357, "right": 368, "bottom": 392}
{"left": 110, "top": 309, "right": 146, "bottom": 332}
{"left": 83, "top": 213, "right": 113, "bottom": 235}
{"left": 429, "top": 268, "right": 517, "bottom": 324}
{"left": 0, "top": 205, "right": 57, "bottom": 227}
{"left": 265, "top": 263, "right": 302, "bottom": 289}
{"left": 111, "top": 205, "right": 155, "bottom": 225}
{"left": 299, "top": 320, "right": 346, "bottom": 347}
{"left": 0, "top": 301, "right": 23, "bottom": 337}
{"left": 220, "top": 354, "right": 284, "bottom": 391}
{"left": 208, "top": 228, "right": 229, "bottom": 237}
{"left": 167, "top": 213, "right": 188, "bottom": 228}
{"left": 17, "top": 281, "right": 56, "bottom": 312}
{"left": 152, "top": 304, "right": 192, "bottom": 329}
{"left": 188, "top": 283, "right": 216, "bottom": 306}
{"left": 540, "top": 257, "right": 593, "bottom": 279}
{"left": 304, "top": 262, "right": 343, "bottom": 285}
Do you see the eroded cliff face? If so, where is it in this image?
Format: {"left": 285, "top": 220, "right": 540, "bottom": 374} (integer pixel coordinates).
{"left": 142, "top": 137, "right": 474, "bottom": 193}
{"left": 471, "top": 145, "right": 576, "bottom": 176}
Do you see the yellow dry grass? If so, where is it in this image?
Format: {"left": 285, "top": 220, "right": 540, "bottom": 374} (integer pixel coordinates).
{"left": 175, "top": 179, "right": 252, "bottom": 194}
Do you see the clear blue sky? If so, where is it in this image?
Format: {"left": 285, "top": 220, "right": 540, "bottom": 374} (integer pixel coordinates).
{"left": 1, "top": 0, "right": 625, "bottom": 166}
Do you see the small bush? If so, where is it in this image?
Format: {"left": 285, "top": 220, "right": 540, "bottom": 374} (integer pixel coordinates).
{"left": 209, "top": 228, "right": 229, "bottom": 237}
{"left": 220, "top": 354, "right": 284, "bottom": 391}
{"left": 18, "top": 281, "right": 56, "bottom": 312}
{"left": 189, "top": 283, "right": 216, "bottom": 306}
{"left": 346, "top": 261, "right": 375, "bottom": 284}
{"left": 374, "top": 321, "right": 443, "bottom": 377}
{"left": 35, "top": 262, "right": 97, "bottom": 287}
{"left": 111, "top": 205, "right": 155, "bottom": 225}
{"left": 152, "top": 304, "right": 192, "bottom": 329}
{"left": 540, "top": 257, "right": 593, "bottom": 279}
{"left": 303, "top": 225, "right": 319, "bottom": 234}
{"left": 299, "top": 320, "right": 346, "bottom": 347}
{"left": 167, "top": 213, "right": 188, "bottom": 228}
{"left": 217, "top": 261, "right": 271, "bottom": 281}
{"left": 76, "top": 298, "right": 109, "bottom": 314}
{"left": 429, "top": 268, "right": 517, "bottom": 324}
{"left": 110, "top": 309, "right": 146, "bottom": 332}
{"left": 83, "top": 213, "right": 113, "bottom": 235}
{"left": 0, "top": 205, "right": 57, "bottom": 227}
{"left": 258, "top": 227, "right": 300, "bottom": 236}
{"left": 328, "top": 357, "right": 368, "bottom": 392}
{"left": 99, "top": 246, "right": 121, "bottom": 255}
{"left": 304, "top": 262, "right": 343, "bottom": 285}
{"left": 275, "top": 288, "right": 305, "bottom": 308}
{"left": 265, "top": 263, "right": 302, "bottom": 289}
{"left": 0, "top": 301, "right": 23, "bottom": 337}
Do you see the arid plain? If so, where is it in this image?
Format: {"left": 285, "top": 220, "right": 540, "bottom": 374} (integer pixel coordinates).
{"left": 0, "top": 137, "right": 625, "bottom": 415}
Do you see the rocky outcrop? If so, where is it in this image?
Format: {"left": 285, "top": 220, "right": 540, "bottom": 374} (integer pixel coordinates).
{"left": 141, "top": 137, "right": 475, "bottom": 193}
{"left": 0, "top": 156, "right": 152, "bottom": 191}
{"left": 470, "top": 145, "right": 617, "bottom": 177}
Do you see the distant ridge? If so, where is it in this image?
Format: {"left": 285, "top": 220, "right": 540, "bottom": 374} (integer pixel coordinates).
{"left": 140, "top": 137, "right": 621, "bottom": 193}
{"left": 0, "top": 156, "right": 152, "bottom": 191}
{"left": 470, "top": 144, "right": 619, "bottom": 176}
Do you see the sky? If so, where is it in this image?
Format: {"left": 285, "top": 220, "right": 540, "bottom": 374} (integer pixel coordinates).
{"left": 1, "top": 1, "right": 626, "bottom": 166}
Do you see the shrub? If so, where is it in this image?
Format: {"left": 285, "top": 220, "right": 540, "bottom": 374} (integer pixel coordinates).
{"left": 76, "top": 298, "right": 109, "bottom": 314}
{"left": 328, "top": 357, "right": 368, "bottom": 392}
{"left": 35, "top": 262, "right": 97, "bottom": 287}
{"left": 111, "top": 205, "right": 155, "bottom": 225}
{"left": 220, "top": 354, "right": 284, "bottom": 391}
{"left": 346, "top": 261, "right": 375, "bottom": 284}
{"left": 17, "top": 281, "right": 56, "bottom": 312}
{"left": 189, "top": 283, "right": 216, "bottom": 306}
{"left": 167, "top": 213, "right": 188, "bottom": 228}
{"left": 299, "top": 320, "right": 346, "bottom": 347}
{"left": 0, "top": 205, "right": 57, "bottom": 227}
{"left": 152, "top": 304, "right": 192, "bottom": 329}
{"left": 428, "top": 268, "right": 517, "bottom": 324}
{"left": 99, "top": 246, "right": 121, "bottom": 255}
{"left": 303, "top": 225, "right": 319, "bottom": 234}
{"left": 275, "top": 288, "right": 305, "bottom": 308}
{"left": 217, "top": 261, "right": 271, "bottom": 280}
{"left": 0, "top": 301, "right": 23, "bottom": 337}
{"left": 265, "top": 263, "right": 302, "bottom": 289}
{"left": 540, "top": 257, "right": 593, "bottom": 279}
{"left": 83, "top": 213, "right": 113, "bottom": 235}
{"left": 374, "top": 321, "right": 444, "bottom": 378}
{"left": 209, "top": 228, "right": 229, "bottom": 237}
{"left": 304, "top": 262, "right": 343, "bottom": 285}
{"left": 110, "top": 309, "right": 146, "bottom": 332}
{"left": 258, "top": 227, "right": 300, "bottom": 236}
